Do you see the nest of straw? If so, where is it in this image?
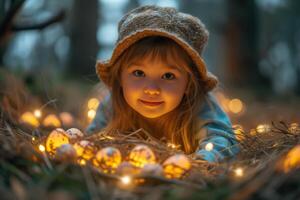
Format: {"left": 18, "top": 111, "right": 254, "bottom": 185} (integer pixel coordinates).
{"left": 1, "top": 69, "right": 300, "bottom": 199}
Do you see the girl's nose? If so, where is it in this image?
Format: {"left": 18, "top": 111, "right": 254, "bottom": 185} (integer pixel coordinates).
{"left": 144, "top": 85, "right": 161, "bottom": 95}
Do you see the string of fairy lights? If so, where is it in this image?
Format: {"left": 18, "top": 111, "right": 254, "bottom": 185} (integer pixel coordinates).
{"left": 18, "top": 92, "right": 300, "bottom": 185}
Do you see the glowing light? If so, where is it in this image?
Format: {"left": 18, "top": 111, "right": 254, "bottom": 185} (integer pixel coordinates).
{"left": 59, "top": 112, "right": 74, "bottom": 127}
{"left": 233, "top": 124, "right": 245, "bottom": 141}
{"left": 87, "top": 98, "right": 100, "bottom": 110}
{"left": 87, "top": 110, "right": 96, "bottom": 120}
{"left": 32, "top": 137, "right": 36, "bottom": 141}
{"left": 120, "top": 176, "right": 131, "bottom": 185}
{"left": 256, "top": 124, "right": 271, "bottom": 134}
{"left": 43, "top": 114, "right": 61, "bottom": 127}
{"left": 34, "top": 109, "right": 42, "bottom": 118}
{"left": 205, "top": 143, "right": 214, "bottom": 151}
{"left": 228, "top": 99, "right": 243, "bottom": 114}
{"left": 249, "top": 129, "right": 257, "bottom": 136}
{"left": 105, "top": 136, "right": 114, "bottom": 140}
{"left": 39, "top": 144, "right": 46, "bottom": 152}
{"left": 79, "top": 159, "right": 86, "bottom": 166}
{"left": 234, "top": 167, "right": 244, "bottom": 177}
{"left": 20, "top": 112, "right": 40, "bottom": 127}
{"left": 167, "top": 143, "right": 180, "bottom": 149}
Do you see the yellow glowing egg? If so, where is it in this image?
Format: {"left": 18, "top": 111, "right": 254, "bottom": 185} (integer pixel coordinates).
{"left": 162, "top": 154, "right": 191, "bottom": 179}
{"left": 65, "top": 128, "right": 84, "bottom": 141}
{"left": 87, "top": 98, "right": 100, "bottom": 110}
{"left": 20, "top": 112, "right": 40, "bottom": 127}
{"left": 59, "top": 112, "right": 74, "bottom": 127}
{"left": 116, "top": 161, "right": 141, "bottom": 176}
{"left": 73, "top": 140, "right": 95, "bottom": 161}
{"left": 288, "top": 123, "right": 300, "bottom": 134}
{"left": 43, "top": 114, "right": 61, "bottom": 128}
{"left": 46, "top": 128, "right": 70, "bottom": 156}
{"left": 141, "top": 163, "right": 163, "bottom": 176}
{"left": 282, "top": 145, "right": 300, "bottom": 173}
{"left": 93, "top": 147, "right": 122, "bottom": 173}
{"left": 128, "top": 145, "right": 156, "bottom": 168}
{"left": 55, "top": 143, "right": 77, "bottom": 161}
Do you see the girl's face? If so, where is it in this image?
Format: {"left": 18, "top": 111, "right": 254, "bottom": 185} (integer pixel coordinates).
{"left": 121, "top": 56, "right": 188, "bottom": 119}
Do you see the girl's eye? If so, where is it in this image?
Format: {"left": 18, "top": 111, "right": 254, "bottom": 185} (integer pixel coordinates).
{"left": 132, "top": 70, "right": 145, "bottom": 77}
{"left": 162, "top": 72, "right": 175, "bottom": 80}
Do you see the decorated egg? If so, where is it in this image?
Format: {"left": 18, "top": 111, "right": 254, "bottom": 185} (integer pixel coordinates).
{"left": 93, "top": 147, "right": 122, "bottom": 173}
{"left": 43, "top": 114, "right": 61, "bottom": 128}
{"left": 46, "top": 128, "right": 70, "bottom": 156}
{"left": 55, "top": 143, "right": 77, "bottom": 161}
{"left": 162, "top": 154, "right": 191, "bottom": 179}
{"left": 141, "top": 163, "right": 163, "bottom": 176}
{"left": 59, "top": 112, "right": 74, "bottom": 127}
{"left": 73, "top": 140, "right": 95, "bottom": 161}
{"left": 116, "top": 161, "right": 141, "bottom": 176}
{"left": 65, "top": 128, "right": 84, "bottom": 141}
{"left": 128, "top": 145, "right": 156, "bottom": 168}
{"left": 20, "top": 112, "right": 40, "bottom": 127}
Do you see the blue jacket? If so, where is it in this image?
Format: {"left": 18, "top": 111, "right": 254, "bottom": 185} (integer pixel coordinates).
{"left": 86, "top": 93, "right": 239, "bottom": 162}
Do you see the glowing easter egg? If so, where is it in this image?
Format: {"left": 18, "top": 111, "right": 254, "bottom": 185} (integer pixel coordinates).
{"left": 46, "top": 128, "right": 70, "bottom": 156}
{"left": 128, "top": 145, "right": 156, "bottom": 168}
{"left": 55, "top": 143, "right": 77, "bottom": 161}
{"left": 93, "top": 147, "right": 122, "bottom": 173}
{"left": 43, "top": 114, "right": 61, "bottom": 128}
{"left": 65, "top": 128, "right": 84, "bottom": 141}
{"left": 162, "top": 154, "right": 191, "bottom": 179}
{"left": 59, "top": 112, "right": 74, "bottom": 127}
{"left": 20, "top": 112, "right": 40, "bottom": 127}
{"left": 73, "top": 140, "right": 95, "bottom": 161}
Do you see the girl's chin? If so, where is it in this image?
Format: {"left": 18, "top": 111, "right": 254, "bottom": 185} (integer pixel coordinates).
{"left": 138, "top": 111, "right": 170, "bottom": 120}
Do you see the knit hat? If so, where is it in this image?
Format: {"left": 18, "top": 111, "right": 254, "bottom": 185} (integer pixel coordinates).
{"left": 96, "top": 5, "right": 218, "bottom": 92}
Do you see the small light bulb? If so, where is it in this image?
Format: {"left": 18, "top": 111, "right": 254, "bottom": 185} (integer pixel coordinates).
{"left": 120, "top": 176, "right": 131, "bottom": 185}
{"left": 87, "top": 110, "right": 96, "bottom": 120}
{"left": 34, "top": 109, "right": 42, "bottom": 118}
{"left": 205, "top": 143, "right": 214, "bottom": 151}
{"left": 39, "top": 144, "right": 45, "bottom": 152}
{"left": 32, "top": 137, "right": 36, "bottom": 141}
{"left": 87, "top": 98, "right": 99, "bottom": 110}
{"left": 234, "top": 167, "right": 244, "bottom": 177}
{"left": 79, "top": 159, "right": 86, "bottom": 166}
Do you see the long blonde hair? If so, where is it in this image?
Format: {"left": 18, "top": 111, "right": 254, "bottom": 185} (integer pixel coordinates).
{"left": 104, "top": 36, "right": 206, "bottom": 153}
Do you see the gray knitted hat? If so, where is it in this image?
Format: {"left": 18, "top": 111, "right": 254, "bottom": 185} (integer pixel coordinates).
{"left": 96, "top": 5, "right": 218, "bottom": 91}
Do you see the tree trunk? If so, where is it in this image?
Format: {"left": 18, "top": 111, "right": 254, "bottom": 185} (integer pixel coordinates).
{"left": 67, "top": 0, "right": 99, "bottom": 79}
{"left": 225, "top": 0, "right": 270, "bottom": 90}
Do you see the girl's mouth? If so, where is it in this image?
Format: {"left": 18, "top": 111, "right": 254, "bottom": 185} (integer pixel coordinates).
{"left": 139, "top": 99, "right": 164, "bottom": 107}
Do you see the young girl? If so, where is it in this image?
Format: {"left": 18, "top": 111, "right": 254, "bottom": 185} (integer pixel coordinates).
{"left": 87, "top": 5, "right": 239, "bottom": 162}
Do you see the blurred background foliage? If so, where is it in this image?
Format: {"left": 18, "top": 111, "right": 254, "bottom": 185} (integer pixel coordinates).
{"left": 0, "top": 0, "right": 300, "bottom": 129}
